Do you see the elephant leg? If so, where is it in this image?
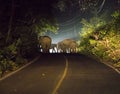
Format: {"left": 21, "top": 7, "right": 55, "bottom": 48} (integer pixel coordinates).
{"left": 45, "top": 49, "right": 49, "bottom": 53}
{"left": 44, "top": 45, "right": 50, "bottom": 53}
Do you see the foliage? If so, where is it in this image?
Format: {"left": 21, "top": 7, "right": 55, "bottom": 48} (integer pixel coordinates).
{"left": 79, "top": 14, "right": 107, "bottom": 54}
{"left": 79, "top": 11, "right": 120, "bottom": 65}
{"left": 0, "top": 49, "right": 18, "bottom": 77}
{"left": 0, "top": 0, "right": 59, "bottom": 77}
{"left": 33, "top": 18, "right": 59, "bottom": 36}
{"left": 80, "top": 16, "right": 106, "bottom": 39}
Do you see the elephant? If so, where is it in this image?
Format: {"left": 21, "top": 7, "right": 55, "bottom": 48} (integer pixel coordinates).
{"left": 50, "top": 44, "right": 57, "bottom": 53}
{"left": 57, "top": 39, "right": 78, "bottom": 53}
{"left": 57, "top": 42, "right": 67, "bottom": 53}
{"left": 69, "top": 41, "right": 78, "bottom": 53}
{"left": 39, "top": 36, "right": 52, "bottom": 53}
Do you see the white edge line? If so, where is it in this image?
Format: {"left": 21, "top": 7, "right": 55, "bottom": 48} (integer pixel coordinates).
{"left": 0, "top": 56, "right": 40, "bottom": 81}
{"left": 83, "top": 54, "right": 120, "bottom": 74}
{"left": 101, "top": 61, "right": 120, "bottom": 74}
{"left": 51, "top": 55, "right": 68, "bottom": 94}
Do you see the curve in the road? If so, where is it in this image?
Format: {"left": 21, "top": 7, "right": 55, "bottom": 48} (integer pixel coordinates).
{"left": 52, "top": 55, "right": 68, "bottom": 94}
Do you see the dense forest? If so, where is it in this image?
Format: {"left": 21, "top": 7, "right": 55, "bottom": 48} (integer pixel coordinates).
{"left": 0, "top": 0, "right": 120, "bottom": 77}
{"left": 78, "top": 10, "right": 120, "bottom": 68}
{"left": 0, "top": 0, "right": 58, "bottom": 77}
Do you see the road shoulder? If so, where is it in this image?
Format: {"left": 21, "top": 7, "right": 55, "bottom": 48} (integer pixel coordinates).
{"left": 0, "top": 56, "right": 40, "bottom": 81}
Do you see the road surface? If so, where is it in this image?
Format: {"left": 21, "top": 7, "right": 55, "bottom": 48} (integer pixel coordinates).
{"left": 0, "top": 53, "right": 120, "bottom": 94}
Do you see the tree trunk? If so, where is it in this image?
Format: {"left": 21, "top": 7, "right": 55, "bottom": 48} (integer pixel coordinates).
{"left": 6, "top": 0, "right": 15, "bottom": 43}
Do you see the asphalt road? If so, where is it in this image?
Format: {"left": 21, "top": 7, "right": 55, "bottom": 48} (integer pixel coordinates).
{"left": 0, "top": 53, "right": 120, "bottom": 94}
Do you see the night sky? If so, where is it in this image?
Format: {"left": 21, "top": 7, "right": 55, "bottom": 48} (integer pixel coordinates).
{"left": 0, "top": 0, "right": 119, "bottom": 43}
{"left": 47, "top": 0, "right": 120, "bottom": 43}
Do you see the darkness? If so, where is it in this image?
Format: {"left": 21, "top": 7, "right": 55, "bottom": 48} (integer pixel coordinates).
{"left": 0, "top": 0, "right": 120, "bottom": 44}
{"left": 0, "top": 0, "right": 119, "bottom": 24}
{"left": 0, "top": 0, "right": 119, "bottom": 44}
{"left": 0, "top": 0, "right": 57, "bottom": 23}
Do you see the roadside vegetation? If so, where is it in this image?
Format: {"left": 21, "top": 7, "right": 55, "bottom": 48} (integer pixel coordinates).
{"left": 0, "top": 0, "right": 119, "bottom": 78}
{"left": 0, "top": 18, "right": 58, "bottom": 78}
{"left": 0, "top": 0, "right": 58, "bottom": 77}
{"left": 78, "top": 11, "right": 120, "bottom": 69}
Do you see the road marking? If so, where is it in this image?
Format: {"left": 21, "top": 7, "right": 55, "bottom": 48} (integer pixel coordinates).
{"left": 101, "top": 61, "right": 120, "bottom": 74}
{"left": 51, "top": 56, "right": 68, "bottom": 94}
{"left": 0, "top": 56, "right": 41, "bottom": 81}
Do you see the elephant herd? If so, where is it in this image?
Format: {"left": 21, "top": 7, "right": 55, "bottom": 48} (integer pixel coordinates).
{"left": 39, "top": 36, "right": 78, "bottom": 53}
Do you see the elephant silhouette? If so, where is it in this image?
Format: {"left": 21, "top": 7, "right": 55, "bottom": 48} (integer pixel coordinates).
{"left": 39, "top": 36, "right": 51, "bottom": 53}
{"left": 57, "top": 39, "right": 78, "bottom": 53}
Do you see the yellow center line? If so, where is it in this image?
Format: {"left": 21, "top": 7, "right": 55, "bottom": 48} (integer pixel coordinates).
{"left": 51, "top": 55, "right": 68, "bottom": 94}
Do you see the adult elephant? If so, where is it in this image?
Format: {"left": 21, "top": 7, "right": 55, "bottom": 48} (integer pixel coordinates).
{"left": 69, "top": 41, "right": 78, "bottom": 53}
{"left": 57, "top": 41, "right": 67, "bottom": 53}
{"left": 39, "top": 36, "right": 52, "bottom": 53}
{"left": 57, "top": 39, "right": 78, "bottom": 53}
